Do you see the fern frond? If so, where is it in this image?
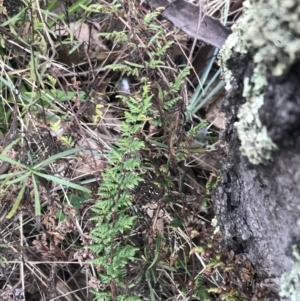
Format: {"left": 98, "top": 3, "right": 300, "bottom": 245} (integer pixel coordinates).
{"left": 88, "top": 6, "right": 188, "bottom": 300}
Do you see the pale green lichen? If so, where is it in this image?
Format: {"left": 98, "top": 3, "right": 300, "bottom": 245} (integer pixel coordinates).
{"left": 242, "top": 0, "right": 300, "bottom": 76}
{"left": 219, "top": 26, "right": 246, "bottom": 91}
{"left": 280, "top": 245, "right": 300, "bottom": 301}
{"left": 219, "top": 0, "right": 300, "bottom": 164}
{"left": 235, "top": 69, "right": 277, "bottom": 164}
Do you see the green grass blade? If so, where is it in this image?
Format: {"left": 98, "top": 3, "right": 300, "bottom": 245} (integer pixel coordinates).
{"left": 145, "top": 270, "right": 155, "bottom": 301}
{"left": 33, "top": 171, "right": 91, "bottom": 193}
{"left": 199, "top": 47, "right": 219, "bottom": 86}
{"left": 0, "top": 154, "right": 28, "bottom": 170}
{"left": 1, "top": 7, "right": 27, "bottom": 27}
{"left": 186, "top": 47, "right": 220, "bottom": 120}
{"left": 7, "top": 171, "right": 31, "bottom": 185}
{"left": 191, "top": 80, "right": 225, "bottom": 114}
{"left": 68, "top": 0, "right": 90, "bottom": 15}
{"left": 6, "top": 182, "right": 26, "bottom": 219}
{"left": 0, "top": 171, "right": 25, "bottom": 180}
{"left": 46, "top": 0, "right": 90, "bottom": 28}
{"left": 32, "top": 175, "right": 41, "bottom": 217}
{"left": 2, "top": 137, "right": 21, "bottom": 152}
{"left": 156, "top": 263, "right": 177, "bottom": 272}
{"left": 0, "top": 176, "right": 10, "bottom": 189}
{"left": 145, "top": 139, "right": 168, "bottom": 149}
{"left": 45, "top": 0, "right": 58, "bottom": 12}
{"left": 147, "top": 235, "right": 164, "bottom": 270}
{"left": 32, "top": 147, "right": 84, "bottom": 169}
{"left": 222, "top": 0, "right": 231, "bottom": 25}
{"left": 202, "top": 69, "right": 221, "bottom": 96}
{"left": 0, "top": 76, "right": 16, "bottom": 91}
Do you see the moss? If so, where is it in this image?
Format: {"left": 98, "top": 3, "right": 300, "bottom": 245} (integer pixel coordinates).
{"left": 219, "top": 0, "right": 300, "bottom": 164}
{"left": 280, "top": 246, "right": 300, "bottom": 301}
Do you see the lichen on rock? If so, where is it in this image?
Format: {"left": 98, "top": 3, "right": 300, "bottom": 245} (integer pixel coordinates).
{"left": 219, "top": 0, "right": 300, "bottom": 164}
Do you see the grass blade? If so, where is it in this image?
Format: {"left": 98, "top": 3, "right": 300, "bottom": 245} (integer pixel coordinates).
{"left": 33, "top": 171, "right": 91, "bottom": 193}
{"left": 0, "top": 154, "right": 28, "bottom": 170}
{"left": 6, "top": 182, "right": 26, "bottom": 219}
{"left": 0, "top": 171, "right": 26, "bottom": 180}
{"left": 7, "top": 171, "right": 31, "bottom": 185}
{"left": 32, "top": 147, "right": 84, "bottom": 169}
{"left": 32, "top": 175, "right": 41, "bottom": 217}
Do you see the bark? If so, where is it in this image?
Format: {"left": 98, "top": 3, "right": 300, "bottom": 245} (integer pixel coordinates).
{"left": 149, "top": 0, "right": 231, "bottom": 49}
{"left": 213, "top": 53, "right": 300, "bottom": 300}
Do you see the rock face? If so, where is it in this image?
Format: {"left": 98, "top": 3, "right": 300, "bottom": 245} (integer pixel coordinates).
{"left": 213, "top": 53, "right": 300, "bottom": 300}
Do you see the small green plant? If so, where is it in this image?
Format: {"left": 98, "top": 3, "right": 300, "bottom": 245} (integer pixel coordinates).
{"left": 88, "top": 4, "right": 192, "bottom": 299}
{"left": 89, "top": 82, "right": 152, "bottom": 301}
{"left": 194, "top": 275, "right": 210, "bottom": 301}
{"left": 0, "top": 148, "right": 90, "bottom": 219}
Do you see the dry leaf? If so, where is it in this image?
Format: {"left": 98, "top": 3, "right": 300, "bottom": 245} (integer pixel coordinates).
{"left": 206, "top": 97, "right": 226, "bottom": 130}
{"left": 54, "top": 22, "right": 107, "bottom": 52}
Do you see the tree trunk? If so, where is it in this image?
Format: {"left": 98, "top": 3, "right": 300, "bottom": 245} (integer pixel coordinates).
{"left": 213, "top": 37, "right": 300, "bottom": 301}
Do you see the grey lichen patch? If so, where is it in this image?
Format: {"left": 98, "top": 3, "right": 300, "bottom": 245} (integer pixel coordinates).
{"left": 235, "top": 68, "right": 277, "bottom": 164}
{"left": 242, "top": 0, "right": 300, "bottom": 76}
{"left": 280, "top": 245, "right": 300, "bottom": 301}
{"left": 219, "top": 0, "right": 300, "bottom": 164}
{"left": 218, "top": 25, "right": 246, "bottom": 91}
{"left": 231, "top": 0, "right": 300, "bottom": 76}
